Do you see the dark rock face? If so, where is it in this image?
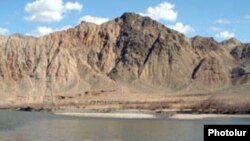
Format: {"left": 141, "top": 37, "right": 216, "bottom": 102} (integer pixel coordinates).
{"left": 109, "top": 13, "right": 186, "bottom": 84}
{"left": 231, "top": 67, "right": 249, "bottom": 85}
{"left": 228, "top": 43, "right": 250, "bottom": 85}
{"left": 232, "top": 67, "right": 246, "bottom": 78}
{"left": 241, "top": 44, "right": 250, "bottom": 60}
{"left": 230, "top": 44, "right": 250, "bottom": 61}
{"left": 230, "top": 47, "right": 242, "bottom": 60}
{"left": 0, "top": 12, "right": 249, "bottom": 99}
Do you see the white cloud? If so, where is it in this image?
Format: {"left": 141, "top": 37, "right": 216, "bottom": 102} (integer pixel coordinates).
{"left": 168, "top": 22, "right": 195, "bottom": 34}
{"left": 0, "top": 27, "right": 9, "bottom": 35}
{"left": 64, "top": 2, "right": 82, "bottom": 11}
{"left": 27, "top": 25, "right": 72, "bottom": 37}
{"left": 141, "top": 1, "right": 178, "bottom": 21}
{"left": 35, "top": 26, "right": 54, "bottom": 36}
{"left": 216, "top": 19, "right": 231, "bottom": 24}
{"left": 24, "top": 0, "right": 82, "bottom": 22}
{"left": 141, "top": 2, "right": 194, "bottom": 35}
{"left": 215, "top": 31, "right": 235, "bottom": 39}
{"left": 79, "top": 15, "right": 109, "bottom": 25}
{"left": 211, "top": 27, "right": 235, "bottom": 40}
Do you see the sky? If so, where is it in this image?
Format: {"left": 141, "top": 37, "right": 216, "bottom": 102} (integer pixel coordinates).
{"left": 0, "top": 0, "right": 249, "bottom": 42}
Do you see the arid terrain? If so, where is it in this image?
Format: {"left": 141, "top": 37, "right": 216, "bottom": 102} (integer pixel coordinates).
{"left": 0, "top": 13, "right": 249, "bottom": 114}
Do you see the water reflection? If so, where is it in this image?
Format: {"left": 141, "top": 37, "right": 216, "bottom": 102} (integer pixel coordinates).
{"left": 0, "top": 111, "right": 249, "bottom": 141}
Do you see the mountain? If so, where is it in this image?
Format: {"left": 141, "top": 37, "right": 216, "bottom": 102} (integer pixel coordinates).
{"left": 0, "top": 13, "right": 249, "bottom": 109}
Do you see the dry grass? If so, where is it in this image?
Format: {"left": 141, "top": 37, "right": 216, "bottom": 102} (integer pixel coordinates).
{"left": 2, "top": 90, "right": 250, "bottom": 114}
{"left": 189, "top": 99, "right": 250, "bottom": 114}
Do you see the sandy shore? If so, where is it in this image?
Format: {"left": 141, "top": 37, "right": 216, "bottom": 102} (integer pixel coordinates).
{"left": 54, "top": 111, "right": 250, "bottom": 120}
{"left": 170, "top": 114, "right": 250, "bottom": 120}
{"left": 54, "top": 112, "right": 157, "bottom": 119}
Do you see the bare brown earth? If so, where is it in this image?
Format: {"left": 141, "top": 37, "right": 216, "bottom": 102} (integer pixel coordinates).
{"left": 0, "top": 13, "right": 250, "bottom": 114}
{"left": 2, "top": 85, "right": 250, "bottom": 114}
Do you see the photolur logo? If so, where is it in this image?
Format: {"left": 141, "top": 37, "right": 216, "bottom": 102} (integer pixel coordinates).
{"left": 204, "top": 125, "right": 250, "bottom": 141}
{"left": 208, "top": 129, "right": 247, "bottom": 136}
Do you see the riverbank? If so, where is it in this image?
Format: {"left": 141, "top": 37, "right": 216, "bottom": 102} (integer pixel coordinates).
{"left": 53, "top": 110, "right": 250, "bottom": 120}
{"left": 54, "top": 112, "right": 157, "bottom": 119}
{"left": 170, "top": 114, "right": 250, "bottom": 119}
{"left": 1, "top": 104, "right": 250, "bottom": 120}
{"left": 1, "top": 92, "right": 250, "bottom": 117}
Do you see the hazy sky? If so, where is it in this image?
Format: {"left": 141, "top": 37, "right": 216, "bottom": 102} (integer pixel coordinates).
{"left": 0, "top": 0, "right": 249, "bottom": 42}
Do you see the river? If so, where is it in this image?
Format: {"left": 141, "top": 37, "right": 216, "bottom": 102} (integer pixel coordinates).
{"left": 0, "top": 111, "right": 249, "bottom": 141}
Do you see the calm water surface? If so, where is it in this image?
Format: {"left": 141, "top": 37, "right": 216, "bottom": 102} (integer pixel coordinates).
{"left": 0, "top": 111, "right": 249, "bottom": 141}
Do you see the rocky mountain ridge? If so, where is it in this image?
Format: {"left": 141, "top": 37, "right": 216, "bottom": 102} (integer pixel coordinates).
{"left": 0, "top": 13, "right": 249, "bottom": 101}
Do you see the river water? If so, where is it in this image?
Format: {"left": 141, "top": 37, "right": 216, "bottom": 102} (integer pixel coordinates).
{"left": 0, "top": 111, "right": 249, "bottom": 141}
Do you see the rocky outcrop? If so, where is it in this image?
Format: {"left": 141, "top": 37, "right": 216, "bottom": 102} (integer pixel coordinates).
{"left": 0, "top": 12, "right": 249, "bottom": 101}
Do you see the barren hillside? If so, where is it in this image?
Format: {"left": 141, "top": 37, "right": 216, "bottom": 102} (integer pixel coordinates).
{"left": 0, "top": 13, "right": 249, "bottom": 109}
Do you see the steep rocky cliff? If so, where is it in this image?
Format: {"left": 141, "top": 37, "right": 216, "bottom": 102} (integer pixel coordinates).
{"left": 0, "top": 13, "right": 249, "bottom": 100}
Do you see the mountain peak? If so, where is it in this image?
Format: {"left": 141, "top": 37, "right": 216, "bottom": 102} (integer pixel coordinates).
{"left": 120, "top": 12, "right": 146, "bottom": 21}
{"left": 191, "top": 35, "right": 219, "bottom": 50}
{"left": 221, "top": 37, "right": 242, "bottom": 45}
{"left": 220, "top": 37, "right": 243, "bottom": 50}
{"left": 118, "top": 12, "right": 159, "bottom": 26}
